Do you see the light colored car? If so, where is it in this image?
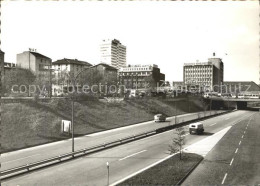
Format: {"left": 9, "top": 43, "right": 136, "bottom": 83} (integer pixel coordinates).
{"left": 154, "top": 114, "right": 166, "bottom": 122}
{"left": 189, "top": 122, "right": 204, "bottom": 134}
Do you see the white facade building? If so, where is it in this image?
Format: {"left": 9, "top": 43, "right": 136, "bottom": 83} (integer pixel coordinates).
{"left": 100, "top": 39, "right": 126, "bottom": 69}
{"left": 51, "top": 58, "right": 92, "bottom": 96}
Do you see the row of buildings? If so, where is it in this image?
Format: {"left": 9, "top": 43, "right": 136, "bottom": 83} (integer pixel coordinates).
{"left": 1, "top": 39, "right": 166, "bottom": 96}
{"left": 1, "top": 39, "right": 259, "bottom": 97}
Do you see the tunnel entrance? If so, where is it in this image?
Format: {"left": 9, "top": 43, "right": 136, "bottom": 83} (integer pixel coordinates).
{"left": 236, "top": 101, "right": 247, "bottom": 110}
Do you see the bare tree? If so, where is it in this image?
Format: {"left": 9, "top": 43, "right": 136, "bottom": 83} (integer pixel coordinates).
{"left": 168, "top": 127, "right": 186, "bottom": 160}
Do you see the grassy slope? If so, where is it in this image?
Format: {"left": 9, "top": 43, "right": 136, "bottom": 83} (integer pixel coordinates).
{"left": 1, "top": 97, "right": 206, "bottom": 153}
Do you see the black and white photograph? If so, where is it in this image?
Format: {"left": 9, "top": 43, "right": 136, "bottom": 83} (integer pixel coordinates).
{"left": 0, "top": 0, "right": 259, "bottom": 185}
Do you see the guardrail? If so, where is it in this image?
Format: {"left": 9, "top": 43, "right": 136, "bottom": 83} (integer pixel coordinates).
{"left": 0, "top": 110, "right": 232, "bottom": 180}
{"left": 0, "top": 130, "right": 156, "bottom": 179}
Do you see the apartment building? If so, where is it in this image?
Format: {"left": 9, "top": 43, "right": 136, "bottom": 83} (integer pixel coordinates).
{"left": 17, "top": 50, "right": 52, "bottom": 81}
{"left": 51, "top": 58, "right": 92, "bottom": 95}
{"left": 91, "top": 63, "right": 118, "bottom": 82}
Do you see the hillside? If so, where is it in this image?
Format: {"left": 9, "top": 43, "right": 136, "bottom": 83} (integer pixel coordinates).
{"left": 1, "top": 97, "right": 207, "bottom": 153}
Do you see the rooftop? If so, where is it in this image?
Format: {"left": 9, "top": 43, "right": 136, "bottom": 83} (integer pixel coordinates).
{"left": 92, "top": 63, "right": 118, "bottom": 71}
{"left": 184, "top": 62, "right": 213, "bottom": 66}
{"left": 29, "top": 52, "right": 51, "bottom": 60}
{"left": 52, "top": 58, "right": 92, "bottom": 66}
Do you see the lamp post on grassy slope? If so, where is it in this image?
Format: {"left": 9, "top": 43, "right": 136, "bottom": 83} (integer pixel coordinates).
{"left": 65, "top": 66, "right": 93, "bottom": 155}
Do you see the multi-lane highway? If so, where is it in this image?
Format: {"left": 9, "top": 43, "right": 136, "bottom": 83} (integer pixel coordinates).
{"left": 1, "top": 110, "right": 222, "bottom": 171}
{"left": 183, "top": 111, "right": 260, "bottom": 185}
{"left": 2, "top": 110, "right": 256, "bottom": 186}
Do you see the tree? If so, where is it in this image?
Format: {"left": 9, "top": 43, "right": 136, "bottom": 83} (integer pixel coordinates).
{"left": 168, "top": 127, "right": 186, "bottom": 160}
{"left": 4, "top": 68, "right": 36, "bottom": 96}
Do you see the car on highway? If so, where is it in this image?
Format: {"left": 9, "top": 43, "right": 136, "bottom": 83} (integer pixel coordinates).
{"left": 138, "top": 91, "right": 146, "bottom": 98}
{"left": 189, "top": 122, "right": 204, "bottom": 134}
{"left": 154, "top": 114, "right": 166, "bottom": 122}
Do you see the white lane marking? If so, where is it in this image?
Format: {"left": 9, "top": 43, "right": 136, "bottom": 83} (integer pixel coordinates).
{"left": 241, "top": 135, "right": 244, "bottom": 139}
{"left": 244, "top": 131, "right": 246, "bottom": 134}
{"left": 225, "top": 117, "right": 230, "bottom": 120}
{"left": 112, "top": 126, "right": 232, "bottom": 186}
{"left": 2, "top": 154, "right": 40, "bottom": 164}
{"left": 112, "top": 112, "right": 253, "bottom": 185}
{"left": 239, "top": 141, "right": 241, "bottom": 145}
{"left": 232, "top": 113, "right": 255, "bottom": 126}
{"left": 230, "top": 158, "right": 234, "bottom": 166}
{"left": 246, "top": 127, "right": 247, "bottom": 130}
{"left": 119, "top": 150, "right": 147, "bottom": 161}
{"left": 235, "top": 148, "right": 238, "bottom": 153}
{"left": 222, "top": 173, "right": 228, "bottom": 184}
{"left": 210, "top": 123, "right": 217, "bottom": 126}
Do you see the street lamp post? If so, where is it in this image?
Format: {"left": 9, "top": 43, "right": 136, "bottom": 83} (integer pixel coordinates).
{"left": 66, "top": 66, "right": 93, "bottom": 155}
{"left": 107, "top": 162, "right": 110, "bottom": 186}
{"left": 71, "top": 87, "right": 75, "bottom": 153}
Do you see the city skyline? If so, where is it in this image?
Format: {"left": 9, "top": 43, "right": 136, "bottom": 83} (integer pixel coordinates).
{"left": 1, "top": 1, "right": 259, "bottom": 83}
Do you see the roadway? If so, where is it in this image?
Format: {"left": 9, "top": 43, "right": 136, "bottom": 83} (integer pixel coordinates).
{"left": 182, "top": 111, "right": 260, "bottom": 185}
{"left": 1, "top": 110, "right": 254, "bottom": 186}
{"left": 1, "top": 110, "right": 223, "bottom": 171}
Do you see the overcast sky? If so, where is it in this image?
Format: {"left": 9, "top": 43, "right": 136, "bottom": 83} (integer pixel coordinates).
{"left": 1, "top": 1, "right": 259, "bottom": 83}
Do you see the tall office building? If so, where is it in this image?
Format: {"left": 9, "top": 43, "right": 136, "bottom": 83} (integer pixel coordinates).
{"left": 100, "top": 39, "right": 126, "bottom": 69}
{"left": 183, "top": 54, "right": 224, "bottom": 92}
